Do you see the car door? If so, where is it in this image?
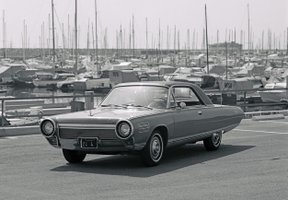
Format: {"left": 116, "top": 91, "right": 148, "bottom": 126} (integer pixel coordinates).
{"left": 171, "top": 86, "right": 207, "bottom": 140}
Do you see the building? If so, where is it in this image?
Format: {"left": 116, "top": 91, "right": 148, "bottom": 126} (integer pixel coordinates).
{"left": 209, "top": 42, "right": 242, "bottom": 55}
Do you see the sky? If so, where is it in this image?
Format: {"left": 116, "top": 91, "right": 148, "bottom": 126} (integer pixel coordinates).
{"left": 0, "top": 0, "right": 287, "bottom": 49}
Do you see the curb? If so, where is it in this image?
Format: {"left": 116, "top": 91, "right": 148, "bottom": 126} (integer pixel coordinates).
{"left": 244, "top": 109, "right": 288, "bottom": 119}
{"left": 0, "top": 126, "right": 40, "bottom": 137}
{"left": 252, "top": 114, "right": 285, "bottom": 121}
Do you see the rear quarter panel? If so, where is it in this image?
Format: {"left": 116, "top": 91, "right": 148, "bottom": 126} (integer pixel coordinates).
{"left": 202, "top": 105, "right": 244, "bottom": 132}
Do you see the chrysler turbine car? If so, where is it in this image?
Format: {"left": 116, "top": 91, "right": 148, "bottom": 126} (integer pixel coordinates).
{"left": 40, "top": 81, "right": 244, "bottom": 166}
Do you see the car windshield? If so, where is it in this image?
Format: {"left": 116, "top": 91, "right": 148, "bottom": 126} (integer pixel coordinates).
{"left": 101, "top": 86, "right": 169, "bottom": 109}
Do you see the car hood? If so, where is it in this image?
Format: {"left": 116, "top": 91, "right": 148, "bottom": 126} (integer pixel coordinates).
{"left": 51, "top": 107, "right": 162, "bottom": 125}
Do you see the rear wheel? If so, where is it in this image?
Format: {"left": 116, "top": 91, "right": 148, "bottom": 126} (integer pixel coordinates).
{"left": 141, "top": 131, "right": 164, "bottom": 167}
{"left": 203, "top": 132, "right": 222, "bottom": 151}
{"left": 62, "top": 149, "right": 86, "bottom": 163}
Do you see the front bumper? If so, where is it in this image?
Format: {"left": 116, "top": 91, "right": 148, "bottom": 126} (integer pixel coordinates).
{"left": 59, "top": 137, "right": 132, "bottom": 152}
{"left": 45, "top": 134, "right": 145, "bottom": 153}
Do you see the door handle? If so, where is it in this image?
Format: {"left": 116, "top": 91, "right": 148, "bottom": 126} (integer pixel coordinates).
{"left": 198, "top": 111, "right": 202, "bottom": 115}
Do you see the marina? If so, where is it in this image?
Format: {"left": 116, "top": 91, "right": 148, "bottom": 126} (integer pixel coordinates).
{"left": 1, "top": 0, "right": 288, "bottom": 115}
{"left": 0, "top": 0, "right": 288, "bottom": 199}
{"left": 1, "top": 45, "right": 288, "bottom": 127}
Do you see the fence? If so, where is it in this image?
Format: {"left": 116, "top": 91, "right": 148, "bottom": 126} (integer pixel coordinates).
{"left": 0, "top": 93, "right": 105, "bottom": 127}
{"left": 204, "top": 87, "right": 288, "bottom": 111}
{"left": 1, "top": 87, "right": 288, "bottom": 127}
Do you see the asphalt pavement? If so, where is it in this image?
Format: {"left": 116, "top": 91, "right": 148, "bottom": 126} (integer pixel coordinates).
{"left": 0, "top": 119, "right": 287, "bottom": 200}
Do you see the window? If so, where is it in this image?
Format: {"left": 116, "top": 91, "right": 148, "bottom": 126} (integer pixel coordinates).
{"left": 172, "top": 87, "right": 203, "bottom": 107}
{"left": 112, "top": 72, "right": 119, "bottom": 77}
{"left": 101, "top": 86, "right": 168, "bottom": 109}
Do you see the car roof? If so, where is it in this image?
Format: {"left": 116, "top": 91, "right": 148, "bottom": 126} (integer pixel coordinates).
{"left": 114, "top": 81, "right": 197, "bottom": 88}
{"left": 114, "top": 81, "right": 213, "bottom": 105}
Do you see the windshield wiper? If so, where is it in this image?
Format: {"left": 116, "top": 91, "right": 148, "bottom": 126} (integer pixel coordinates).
{"left": 122, "top": 104, "right": 153, "bottom": 110}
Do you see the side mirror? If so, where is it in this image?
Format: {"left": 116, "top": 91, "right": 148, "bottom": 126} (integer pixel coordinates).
{"left": 179, "top": 102, "right": 186, "bottom": 109}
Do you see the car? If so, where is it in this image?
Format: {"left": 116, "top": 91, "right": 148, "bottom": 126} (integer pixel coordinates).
{"left": 40, "top": 81, "right": 244, "bottom": 167}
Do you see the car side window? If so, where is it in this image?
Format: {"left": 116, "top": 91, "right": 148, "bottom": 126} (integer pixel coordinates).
{"left": 173, "top": 87, "right": 204, "bottom": 107}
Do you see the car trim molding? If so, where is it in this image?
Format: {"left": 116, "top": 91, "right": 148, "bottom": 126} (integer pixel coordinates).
{"left": 58, "top": 124, "right": 116, "bottom": 129}
{"left": 168, "top": 123, "right": 239, "bottom": 145}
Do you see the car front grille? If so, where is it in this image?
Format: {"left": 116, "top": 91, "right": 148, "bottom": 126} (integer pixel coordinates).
{"left": 59, "top": 126, "right": 117, "bottom": 140}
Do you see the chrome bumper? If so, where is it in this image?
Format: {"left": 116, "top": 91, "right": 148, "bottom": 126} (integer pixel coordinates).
{"left": 45, "top": 136, "right": 144, "bottom": 152}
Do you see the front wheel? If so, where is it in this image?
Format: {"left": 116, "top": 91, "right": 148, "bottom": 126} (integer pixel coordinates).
{"left": 203, "top": 132, "right": 222, "bottom": 151}
{"left": 62, "top": 149, "right": 86, "bottom": 164}
{"left": 141, "top": 132, "right": 165, "bottom": 167}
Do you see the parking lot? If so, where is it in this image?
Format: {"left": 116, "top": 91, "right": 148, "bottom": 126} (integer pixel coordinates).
{"left": 0, "top": 119, "right": 287, "bottom": 200}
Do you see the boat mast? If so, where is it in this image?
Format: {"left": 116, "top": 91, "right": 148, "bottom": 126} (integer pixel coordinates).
{"left": 41, "top": 22, "right": 45, "bottom": 59}
{"left": 74, "top": 0, "right": 78, "bottom": 74}
{"left": 166, "top": 26, "right": 169, "bottom": 50}
{"left": 61, "top": 23, "right": 65, "bottom": 50}
{"left": 205, "top": 4, "right": 209, "bottom": 74}
{"left": 94, "top": 0, "right": 98, "bottom": 67}
{"left": 216, "top": 29, "right": 219, "bottom": 54}
{"left": 51, "top": 0, "right": 56, "bottom": 65}
{"left": 87, "top": 19, "right": 90, "bottom": 57}
{"left": 2, "top": 10, "right": 6, "bottom": 58}
{"left": 22, "top": 20, "right": 26, "bottom": 61}
{"left": 158, "top": 19, "right": 161, "bottom": 63}
{"left": 132, "top": 15, "right": 135, "bottom": 57}
{"left": 225, "top": 41, "right": 228, "bottom": 79}
{"left": 91, "top": 23, "right": 95, "bottom": 50}
{"left": 67, "top": 14, "right": 70, "bottom": 50}
{"left": 119, "top": 24, "right": 122, "bottom": 58}
{"left": 173, "top": 25, "right": 176, "bottom": 66}
{"left": 48, "top": 14, "right": 51, "bottom": 57}
{"left": 286, "top": 27, "right": 288, "bottom": 55}
{"left": 129, "top": 21, "right": 131, "bottom": 54}
{"left": 187, "top": 29, "right": 190, "bottom": 55}
{"left": 262, "top": 30, "right": 264, "bottom": 51}
{"left": 247, "top": 3, "right": 250, "bottom": 60}
{"left": 145, "top": 17, "right": 148, "bottom": 59}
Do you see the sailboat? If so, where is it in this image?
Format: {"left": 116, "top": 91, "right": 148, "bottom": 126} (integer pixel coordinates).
{"left": 31, "top": 0, "right": 76, "bottom": 89}
{"left": 65, "top": 0, "right": 112, "bottom": 93}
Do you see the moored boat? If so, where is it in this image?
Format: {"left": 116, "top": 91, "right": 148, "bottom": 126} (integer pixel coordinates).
{"left": 33, "top": 72, "right": 75, "bottom": 88}
{"left": 258, "top": 82, "right": 288, "bottom": 102}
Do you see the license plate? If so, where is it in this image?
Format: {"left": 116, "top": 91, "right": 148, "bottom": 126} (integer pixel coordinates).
{"left": 80, "top": 138, "right": 98, "bottom": 149}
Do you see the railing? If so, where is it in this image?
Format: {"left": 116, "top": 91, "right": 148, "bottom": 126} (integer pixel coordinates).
{"left": 0, "top": 93, "right": 105, "bottom": 127}
{"left": 204, "top": 87, "right": 288, "bottom": 112}
{"left": 1, "top": 87, "right": 288, "bottom": 127}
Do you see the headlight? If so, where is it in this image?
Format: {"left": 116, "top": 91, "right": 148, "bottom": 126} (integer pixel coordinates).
{"left": 40, "top": 119, "right": 56, "bottom": 137}
{"left": 116, "top": 121, "right": 133, "bottom": 139}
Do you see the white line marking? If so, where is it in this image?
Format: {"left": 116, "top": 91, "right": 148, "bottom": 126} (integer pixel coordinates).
{"left": 257, "top": 121, "right": 288, "bottom": 125}
{"left": 234, "top": 129, "right": 288, "bottom": 135}
{"left": 261, "top": 121, "right": 288, "bottom": 125}
{"left": 0, "top": 136, "right": 18, "bottom": 140}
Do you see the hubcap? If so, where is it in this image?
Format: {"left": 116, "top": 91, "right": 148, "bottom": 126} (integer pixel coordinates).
{"left": 212, "top": 132, "right": 221, "bottom": 146}
{"left": 150, "top": 135, "right": 163, "bottom": 161}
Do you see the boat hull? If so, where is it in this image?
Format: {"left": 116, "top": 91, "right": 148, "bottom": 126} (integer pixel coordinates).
{"left": 258, "top": 90, "right": 288, "bottom": 102}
